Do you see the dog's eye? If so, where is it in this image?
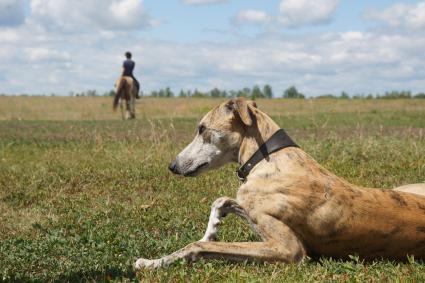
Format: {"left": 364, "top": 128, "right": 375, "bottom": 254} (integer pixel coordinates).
{"left": 198, "top": 125, "right": 206, "bottom": 135}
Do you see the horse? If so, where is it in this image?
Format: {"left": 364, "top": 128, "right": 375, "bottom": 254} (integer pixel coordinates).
{"left": 113, "top": 76, "right": 138, "bottom": 120}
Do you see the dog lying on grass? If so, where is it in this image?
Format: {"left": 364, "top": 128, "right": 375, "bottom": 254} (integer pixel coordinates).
{"left": 135, "top": 98, "right": 425, "bottom": 269}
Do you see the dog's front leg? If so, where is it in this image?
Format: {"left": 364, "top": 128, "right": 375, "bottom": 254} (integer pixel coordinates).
{"left": 135, "top": 214, "right": 305, "bottom": 269}
{"left": 199, "top": 197, "right": 251, "bottom": 242}
{"left": 134, "top": 197, "right": 249, "bottom": 269}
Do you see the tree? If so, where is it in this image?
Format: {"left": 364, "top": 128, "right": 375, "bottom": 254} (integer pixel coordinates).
{"left": 283, "top": 86, "right": 305, "bottom": 99}
{"left": 179, "top": 89, "right": 187, "bottom": 97}
{"left": 165, "top": 87, "right": 174, "bottom": 97}
{"left": 251, "top": 85, "right": 264, "bottom": 99}
{"left": 86, "top": 90, "right": 97, "bottom": 96}
{"left": 102, "top": 90, "right": 115, "bottom": 97}
{"left": 316, "top": 94, "right": 336, "bottom": 99}
{"left": 158, "top": 89, "right": 166, "bottom": 97}
{"left": 380, "top": 90, "right": 412, "bottom": 99}
{"left": 237, "top": 89, "right": 248, "bottom": 97}
{"left": 192, "top": 89, "right": 205, "bottom": 97}
{"left": 263, "top": 84, "right": 273, "bottom": 99}
{"left": 242, "top": 87, "right": 251, "bottom": 97}
{"left": 340, "top": 91, "right": 349, "bottom": 99}
{"left": 210, "top": 88, "right": 221, "bottom": 98}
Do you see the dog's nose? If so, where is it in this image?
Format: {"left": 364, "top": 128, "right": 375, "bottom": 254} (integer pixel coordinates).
{"left": 169, "top": 160, "right": 178, "bottom": 174}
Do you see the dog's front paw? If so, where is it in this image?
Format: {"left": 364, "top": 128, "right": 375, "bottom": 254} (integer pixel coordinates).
{"left": 135, "top": 258, "right": 162, "bottom": 270}
{"left": 199, "top": 234, "right": 217, "bottom": 242}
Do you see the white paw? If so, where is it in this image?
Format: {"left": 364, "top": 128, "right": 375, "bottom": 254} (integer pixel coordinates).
{"left": 199, "top": 234, "right": 217, "bottom": 242}
{"left": 199, "top": 236, "right": 209, "bottom": 242}
{"left": 135, "top": 258, "right": 160, "bottom": 269}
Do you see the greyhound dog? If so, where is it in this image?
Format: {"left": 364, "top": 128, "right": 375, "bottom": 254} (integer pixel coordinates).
{"left": 135, "top": 98, "right": 425, "bottom": 269}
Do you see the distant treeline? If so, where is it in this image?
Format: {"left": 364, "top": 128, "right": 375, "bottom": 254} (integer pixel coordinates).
{"left": 2, "top": 86, "right": 425, "bottom": 99}
{"left": 67, "top": 86, "right": 425, "bottom": 99}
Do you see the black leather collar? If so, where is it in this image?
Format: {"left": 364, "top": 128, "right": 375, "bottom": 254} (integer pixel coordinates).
{"left": 236, "top": 129, "right": 298, "bottom": 182}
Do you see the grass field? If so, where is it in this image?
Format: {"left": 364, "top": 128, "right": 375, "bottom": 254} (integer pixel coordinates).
{"left": 1, "top": 97, "right": 425, "bottom": 282}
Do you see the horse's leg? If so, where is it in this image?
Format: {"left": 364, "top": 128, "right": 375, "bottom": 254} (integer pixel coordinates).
{"left": 120, "top": 98, "right": 125, "bottom": 120}
{"left": 130, "top": 93, "right": 136, "bottom": 119}
{"left": 125, "top": 97, "right": 132, "bottom": 120}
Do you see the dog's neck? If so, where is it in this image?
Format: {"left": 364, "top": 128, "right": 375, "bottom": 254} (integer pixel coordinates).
{"left": 236, "top": 109, "right": 349, "bottom": 186}
{"left": 238, "top": 110, "right": 281, "bottom": 165}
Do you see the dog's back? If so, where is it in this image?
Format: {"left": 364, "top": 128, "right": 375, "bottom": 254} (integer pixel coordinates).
{"left": 236, "top": 145, "right": 425, "bottom": 261}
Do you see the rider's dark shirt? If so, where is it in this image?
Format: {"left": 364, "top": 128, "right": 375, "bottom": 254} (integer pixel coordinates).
{"left": 123, "top": 59, "right": 135, "bottom": 77}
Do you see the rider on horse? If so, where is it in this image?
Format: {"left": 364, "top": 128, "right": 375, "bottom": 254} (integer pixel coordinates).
{"left": 113, "top": 51, "right": 140, "bottom": 116}
{"left": 121, "top": 51, "right": 140, "bottom": 99}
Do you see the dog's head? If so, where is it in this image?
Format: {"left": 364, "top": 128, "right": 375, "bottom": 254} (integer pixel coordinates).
{"left": 169, "top": 97, "right": 258, "bottom": 176}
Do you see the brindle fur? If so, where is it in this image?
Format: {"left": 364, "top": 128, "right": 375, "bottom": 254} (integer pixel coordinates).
{"left": 135, "top": 98, "right": 425, "bottom": 269}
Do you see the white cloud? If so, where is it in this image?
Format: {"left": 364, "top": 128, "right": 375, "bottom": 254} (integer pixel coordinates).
{"left": 24, "top": 47, "right": 70, "bottom": 62}
{"left": 30, "top": 0, "right": 151, "bottom": 31}
{"left": 0, "top": 28, "right": 20, "bottom": 42}
{"left": 3, "top": 25, "right": 425, "bottom": 96}
{"left": 278, "top": 0, "right": 340, "bottom": 27}
{"left": 138, "top": 32, "right": 425, "bottom": 96}
{"left": 182, "top": 0, "right": 227, "bottom": 5}
{"left": 0, "top": 0, "right": 25, "bottom": 26}
{"left": 0, "top": 1, "right": 424, "bottom": 96}
{"left": 0, "top": 47, "right": 9, "bottom": 60}
{"left": 365, "top": 2, "right": 425, "bottom": 30}
{"left": 234, "top": 9, "right": 271, "bottom": 24}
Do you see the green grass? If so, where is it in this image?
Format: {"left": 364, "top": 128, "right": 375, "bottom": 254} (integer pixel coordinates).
{"left": 1, "top": 99, "right": 425, "bottom": 282}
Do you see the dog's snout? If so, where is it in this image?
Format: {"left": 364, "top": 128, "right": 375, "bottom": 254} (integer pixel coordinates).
{"left": 169, "top": 160, "right": 178, "bottom": 174}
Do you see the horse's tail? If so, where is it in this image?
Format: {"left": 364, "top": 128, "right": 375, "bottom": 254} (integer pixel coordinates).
{"left": 113, "top": 93, "right": 120, "bottom": 111}
{"left": 113, "top": 77, "right": 124, "bottom": 111}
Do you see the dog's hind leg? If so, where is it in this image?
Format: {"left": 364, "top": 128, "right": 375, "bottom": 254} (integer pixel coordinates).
{"left": 199, "top": 197, "right": 255, "bottom": 242}
{"left": 135, "top": 215, "right": 306, "bottom": 269}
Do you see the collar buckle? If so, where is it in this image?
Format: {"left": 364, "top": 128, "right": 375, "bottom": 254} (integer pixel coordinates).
{"left": 236, "top": 170, "right": 246, "bottom": 182}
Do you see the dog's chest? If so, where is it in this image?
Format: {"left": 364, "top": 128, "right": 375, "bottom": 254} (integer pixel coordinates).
{"left": 236, "top": 182, "right": 320, "bottom": 223}
{"left": 236, "top": 181, "right": 349, "bottom": 235}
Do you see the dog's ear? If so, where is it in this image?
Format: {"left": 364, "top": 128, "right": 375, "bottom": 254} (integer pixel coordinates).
{"left": 226, "top": 98, "right": 256, "bottom": 127}
{"left": 247, "top": 100, "right": 257, "bottom": 109}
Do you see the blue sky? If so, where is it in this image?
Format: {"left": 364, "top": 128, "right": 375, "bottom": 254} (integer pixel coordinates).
{"left": 143, "top": 0, "right": 418, "bottom": 41}
{"left": 0, "top": 0, "right": 424, "bottom": 96}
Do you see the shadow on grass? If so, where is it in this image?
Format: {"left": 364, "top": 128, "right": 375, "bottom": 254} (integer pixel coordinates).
{"left": 3, "top": 267, "right": 137, "bottom": 283}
